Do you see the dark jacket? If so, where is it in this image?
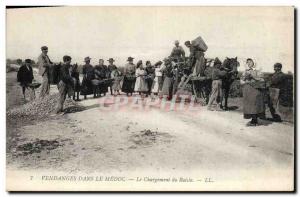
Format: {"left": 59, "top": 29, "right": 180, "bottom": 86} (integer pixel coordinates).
{"left": 59, "top": 63, "right": 73, "bottom": 86}
{"left": 164, "top": 64, "right": 174, "bottom": 78}
{"left": 270, "top": 71, "right": 286, "bottom": 89}
{"left": 82, "top": 64, "right": 95, "bottom": 81}
{"left": 17, "top": 64, "right": 34, "bottom": 85}
{"left": 145, "top": 66, "right": 155, "bottom": 80}
{"left": 95, "top": 65, "right": 108, "bottom": 79}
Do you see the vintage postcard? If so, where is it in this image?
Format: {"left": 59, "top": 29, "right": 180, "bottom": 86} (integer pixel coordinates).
{"left": 6, "top": 6, "right": 294, "bottom": 191}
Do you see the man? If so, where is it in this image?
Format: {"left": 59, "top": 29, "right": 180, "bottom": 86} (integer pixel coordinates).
{"left": 265, "top": 63, "right": 286, "bottom": 122}
{"left": 145, "top": 60, "right": 155, "bottom": 95}
{"left": 184, "top": 40, "right": 206, "bottom": 76}
{"left": 107, "top": 58, "right": 117, "bottom": 73}
{"left": 17, "top": 59, "right": 34, "bottom": 99}
{"left": 270, "top": 63, "right": 286, "bottom": 90}
{"left": 107, "top": 58, "right": 117, "bottom": 95}
{"left": 81, "top": 57, "right": 95, "bottom": 99}
{"left": 170, "top": 40, "right": 185, "bottom": 62}
{"left": 38, "top": 46, "right": 53, "bottom": 98}
{"left": 56, "top": 55, "right": 75, "bottom": 114}
{"left": 207, "top": 58, "right": 227, "bottom": 111}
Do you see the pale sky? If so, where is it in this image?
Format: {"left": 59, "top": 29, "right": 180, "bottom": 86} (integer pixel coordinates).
{"left": 6, "top": 6, "right": 294, "bottom": 72}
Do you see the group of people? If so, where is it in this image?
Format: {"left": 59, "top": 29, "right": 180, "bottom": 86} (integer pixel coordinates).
{"left": 204, "top": 56, "right": 286, "bottom": 126}
{"left": 16, "top": 40, "right": 289, "bottom": 126}
{"left": 240, "top": 59, "right": 286, "bottom": 126}
{"left": 26, "top": 45, "right": 185, "bottom": 113}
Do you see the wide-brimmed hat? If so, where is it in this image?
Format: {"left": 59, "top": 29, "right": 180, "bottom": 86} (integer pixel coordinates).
{"left": 84, "top": 56, "right": 91, "bottom": 62}
{"left": 25, "top": 59, "right": 32, "bottom": 63}
{"left": 184, "top": 41, "right": 191, "bottom": 46}
{"left": 41, "top": 46, "right": 48, "bottom": 50}
{"left": 174, "top": 40, "right": 179, "bottom": 44}
{"left": 127, "top": 57, "right": 134, "bottom": 61}
{"left": 107, "top": 58, "right": 115, "bottom": 62}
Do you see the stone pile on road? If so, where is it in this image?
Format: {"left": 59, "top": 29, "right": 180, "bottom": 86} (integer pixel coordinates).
{"left": 7, "top": 93, "right": 83, "bottom": 122}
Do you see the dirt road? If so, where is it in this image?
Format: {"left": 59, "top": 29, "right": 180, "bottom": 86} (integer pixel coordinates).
{"left": 6, "top": 90, "right": 294, "bottom": 190}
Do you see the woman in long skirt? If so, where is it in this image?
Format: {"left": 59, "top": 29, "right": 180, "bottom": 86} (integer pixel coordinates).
{"left": 80, "top": 57, "right": 95, "bottom": 99}
{"left": 134, "top": 60, "right": 148, "bottom": 96}
{"left": 160, "top": 58, "right": 174, "bottom": 100}
{"left": 151, "top": 61, "right": 163, "bottom": 96}
{"left": 122, "top": 57, "right": 136, "bottom": 96}
{"left": 240, "top": 58, "right": 265, "bottom": 126}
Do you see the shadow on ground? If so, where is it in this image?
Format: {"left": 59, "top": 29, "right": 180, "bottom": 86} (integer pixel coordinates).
{"left": 64, "top": 104, "right": 100, "bottom": 114}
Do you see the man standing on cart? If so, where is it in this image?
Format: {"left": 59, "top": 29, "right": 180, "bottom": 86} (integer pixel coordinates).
{"left": 184, "top": 36, "right": 207, "bottom": 77}
{"left": 170, "top": 40, "right": 185, "bottom": 63}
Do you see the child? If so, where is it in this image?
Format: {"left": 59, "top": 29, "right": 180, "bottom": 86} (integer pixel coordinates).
{"left": 111, "top": 67, "right": 122, "bottom": 96}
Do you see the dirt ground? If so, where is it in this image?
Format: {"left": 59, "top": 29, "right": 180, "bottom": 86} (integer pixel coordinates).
{"left": 6, "top": 71, "right": 294, "bottom": 191}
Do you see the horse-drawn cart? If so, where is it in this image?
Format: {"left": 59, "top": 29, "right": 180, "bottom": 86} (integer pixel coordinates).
{"left": 172, "top": 57, "right": 239, "bottom": 108}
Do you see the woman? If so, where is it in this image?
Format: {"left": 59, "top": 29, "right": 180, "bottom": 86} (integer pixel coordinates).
{"left": 160, "top": 58, "right": 174, "bottom": 100}
{"left": 151, "top": 61, "right": 163, "bottom": 96}
{"left": 80, "top": 57, "right": 95, "bottom": 99}
{"left": 134, "top": 60, "right": 148, "bottom": 96}
{"left": 111, "top": 66, "right": 122, "bottom": 96}
{"left": 94, "top": 59, "right": 109, "bottom": 97}
{"left": 240, "top": 58, "right": 265, "bottom": 126}
{"left": 122, "top": 57, "right": 136, "bottom": 96}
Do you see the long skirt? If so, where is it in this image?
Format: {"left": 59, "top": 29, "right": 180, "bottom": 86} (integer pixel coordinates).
{"left": 134, "top": 76, "right": 148, "bottom": 92}
{"left": 161, "top": 77, "right": 174, "bottom": 98}
{"left": 112, "top": 77, "right": 122, "bottom": 91}
{"left": 243, "top": 83, "right": 265, "bottom": 119}
{"left": 80, "top": 77, "right": 94, "bottom": 95}
{"left": 146, "top": 78, "right": 153, "bottom": 93}
{"left": 99, "top": 81, "right": 108, "bottom": 94}
{"left": 152, "top": 77, "right": 162, "bottom": 93}
{"left": 158, "top": 76, "right": 163, "bottom": 91}
{"left": 122, "top": 76, "right": 136, "bottom": 93}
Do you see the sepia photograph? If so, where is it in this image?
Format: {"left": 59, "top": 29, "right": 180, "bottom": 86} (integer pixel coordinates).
{"left": 5, "top": 6, "right": 295, "bottom": 191}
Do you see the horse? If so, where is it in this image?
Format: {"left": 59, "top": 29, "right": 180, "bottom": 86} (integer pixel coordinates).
{"left": 220, "top": 57, "right": 239, "bottom": 110}
{"left": 184, "top": 57, "right": 239, "bottom": 109}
